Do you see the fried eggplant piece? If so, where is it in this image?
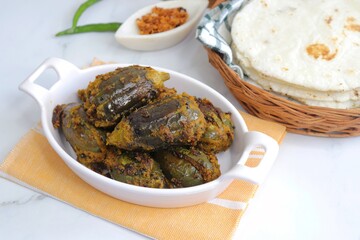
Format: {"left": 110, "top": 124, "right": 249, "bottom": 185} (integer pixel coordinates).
{"left": 105, "top": 149, "right": 168, "bottom": 188}
{"left": 78, "top": 65, "right": 170, "bottom": 128}
{"left": 107, "top": 93, "right": 207, "bottom": 151}
{"left": 154, "top": 147, "right": 221, "bottom": 188}
{"left": 52, "top": 103, "right": 107, "bottom": 167}
{"left": 196, "top": 98, "right": 235, "bottom": 153}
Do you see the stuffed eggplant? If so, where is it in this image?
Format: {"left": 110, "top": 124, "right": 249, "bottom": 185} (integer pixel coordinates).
{"left": 78, "top": 65, "right": 170, "bottom": 128}
{"left": 52, "top": 103, "right": 107, "bottom": 167}
{"left": 105, "top": 149, "right": 168, "bottom": 188}
{"left": 107, "top": 93, "right": 207, "bottom": 151}
{"left": 196, "top": 98, "right": 235, "bottom": 153}
{"left": 154, "top": 147, "right": 221, "bottom": 187}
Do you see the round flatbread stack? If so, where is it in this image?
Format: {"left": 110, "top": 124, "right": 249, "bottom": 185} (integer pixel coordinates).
{"left": 231, "top": 0, "right": 360, "bottom": 109}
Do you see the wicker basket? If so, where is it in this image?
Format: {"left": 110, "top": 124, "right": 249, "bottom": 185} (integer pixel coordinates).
{"left": 205, "top": 0, "right": 360, "bottom": 137}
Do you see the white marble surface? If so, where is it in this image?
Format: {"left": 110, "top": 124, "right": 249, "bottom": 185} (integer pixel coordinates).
{"left": 1, "top": 0, "right": 360, "bottom": 239}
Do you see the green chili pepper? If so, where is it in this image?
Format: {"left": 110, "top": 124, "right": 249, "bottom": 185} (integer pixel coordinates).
{"left": 56, "top": 22, "right": 121, "bottom": 36}
{"left": 72, "top": 0, "right": 101, "bottom": 28}
{"left": 55, "top": 0, "right": 122, "bottom": 37}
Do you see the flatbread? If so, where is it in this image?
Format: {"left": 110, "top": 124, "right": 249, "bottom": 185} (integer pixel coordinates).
{"left": 232, "top": 44, "right": 360, "bottom": 102}
{"left": 296, "top": 97, "right": 360, "bottom": 109}
{"left": 231, "top": 0, "right": 360, "bottom": 108}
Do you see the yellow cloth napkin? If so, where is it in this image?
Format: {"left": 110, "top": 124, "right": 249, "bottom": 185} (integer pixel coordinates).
{"left": 0, "top": 112, "right": 285, "bottom": 240}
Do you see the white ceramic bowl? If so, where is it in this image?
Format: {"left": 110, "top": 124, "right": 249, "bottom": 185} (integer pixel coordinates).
{"left": 115, "top": 0, "right": 208, "bottom": 51}
{"left": 19, "top": 57, "right": 279, "bottom": 208}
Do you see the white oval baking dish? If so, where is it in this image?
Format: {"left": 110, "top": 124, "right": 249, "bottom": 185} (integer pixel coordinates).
{"left": 19, "top": 57, "right": 278, "bottom": 208}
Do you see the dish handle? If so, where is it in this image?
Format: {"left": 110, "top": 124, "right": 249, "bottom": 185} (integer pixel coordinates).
{"left": 19, "top": 57, "right": 80, "bottom": 104}
{"left": 223, "top": 131, "right": 279, "bottom": 185}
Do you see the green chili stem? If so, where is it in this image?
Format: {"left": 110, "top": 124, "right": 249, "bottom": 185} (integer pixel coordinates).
{"left": 55, "top": 22, "right": 121, "bottom": 36}
{"left": 72, "top": 0, "right": 101, "bottom": 28}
